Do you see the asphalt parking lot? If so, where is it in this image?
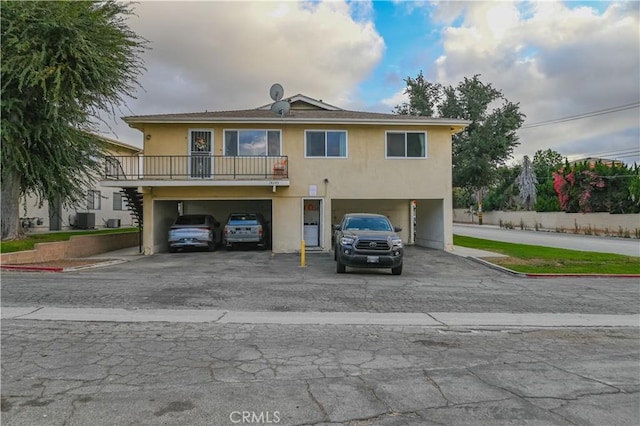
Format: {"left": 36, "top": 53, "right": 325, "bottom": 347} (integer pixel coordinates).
{"left": 2, "top": 246, "right": 639, "bottom": 425}
{"left": 2, "top": 246, "right": 639, "bottom": 314}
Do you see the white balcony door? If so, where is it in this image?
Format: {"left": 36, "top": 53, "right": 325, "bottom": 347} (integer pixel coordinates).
{"left": 189, "top": 130, "right": 213, "bottom": 178}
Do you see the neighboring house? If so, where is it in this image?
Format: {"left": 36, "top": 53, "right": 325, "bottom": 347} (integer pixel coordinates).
{"left": 101, "top": 94, "right": 469, "bottom": 254}
{"left": 21, "top": 136, "right": 141, "bottom": 231}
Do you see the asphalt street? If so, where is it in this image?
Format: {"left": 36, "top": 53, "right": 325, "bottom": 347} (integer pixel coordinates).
{"left": 453, "top": 224, "right": 640, "bottom": 257}
{"left": 2, "top": 247, "right": 639, "bottom": 425}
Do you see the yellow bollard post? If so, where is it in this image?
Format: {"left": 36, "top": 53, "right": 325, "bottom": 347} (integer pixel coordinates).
{"left": 300, "top": 240, "right": 306, "bottom": 267}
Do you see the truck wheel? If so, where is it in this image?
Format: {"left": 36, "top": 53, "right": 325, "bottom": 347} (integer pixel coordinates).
{"left": 391, "top": 263, "right": 403, "bottom": 275}
{"left": 336, "top": 258, "right": 346, "bottom": 273}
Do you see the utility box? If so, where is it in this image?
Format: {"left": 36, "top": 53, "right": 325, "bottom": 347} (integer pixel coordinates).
{"left": 76, "top": 212, "right": 95, "bottom": 229}
{"left": 106, "top": 218, "right": 121, "bottom": 228}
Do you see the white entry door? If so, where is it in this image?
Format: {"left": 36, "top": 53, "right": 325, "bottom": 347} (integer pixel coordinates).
{"left": 303, "top": 199, "right": 322, "bottom": 247}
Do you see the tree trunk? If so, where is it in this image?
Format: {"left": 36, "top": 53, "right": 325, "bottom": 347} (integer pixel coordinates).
{"left": 477, "top": 188, "right": 484, "bottom": 225}
{"left": 1, "top": 168, "right": 25, "bottom": 240}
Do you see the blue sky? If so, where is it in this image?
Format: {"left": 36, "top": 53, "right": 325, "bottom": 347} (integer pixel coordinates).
{"left": 359, "top": 1, "right": 445, "bottom": 106}
{"left": 103, "top": 0, "right": 639, "bottom": 165}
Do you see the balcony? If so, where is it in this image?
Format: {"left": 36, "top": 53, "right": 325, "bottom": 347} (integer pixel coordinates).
{"left": 101, "top": 155, "right": 289, "bottom": 187}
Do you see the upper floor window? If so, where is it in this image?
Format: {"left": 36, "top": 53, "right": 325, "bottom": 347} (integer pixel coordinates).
{"left": 305, "top": 131, "right": 347, "bottom": 158}
{"left": 225, "top": 130, "right": 281, "bottom": 156}
{"left": 386, "top": 132, "right": 427, "bottom": 158}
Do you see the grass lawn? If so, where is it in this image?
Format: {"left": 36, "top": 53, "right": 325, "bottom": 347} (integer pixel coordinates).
{"left": 1, "top": 228, "right": 139, "bottom": 254}
{"left": 453, "top": 235, "right": 640, "bottom": 275}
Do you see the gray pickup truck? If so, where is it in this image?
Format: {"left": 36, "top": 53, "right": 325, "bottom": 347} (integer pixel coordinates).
{"left": 333, "top": 213, "right": 404, "bottom": 275}
{"left": 223, "top": 213, "right": 270, "bottom": 250}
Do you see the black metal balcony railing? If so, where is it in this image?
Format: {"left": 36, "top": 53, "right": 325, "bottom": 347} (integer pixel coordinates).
{"left": 104, "top": 155, "right": 288, "bottom": 181}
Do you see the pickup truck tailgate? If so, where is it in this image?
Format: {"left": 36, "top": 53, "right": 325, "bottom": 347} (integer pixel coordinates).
{"left": 225, "top": 225, "right": 261, "bottom": 242}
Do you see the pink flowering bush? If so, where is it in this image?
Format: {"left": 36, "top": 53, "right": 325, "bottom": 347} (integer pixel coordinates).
{"left": 553, "top": 161, "right": 614, "bottom": 213}
{"left": 553, "top": 171, "right": 571, "bottom": 211}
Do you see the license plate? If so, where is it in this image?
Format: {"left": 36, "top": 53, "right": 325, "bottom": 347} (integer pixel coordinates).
{"left": 367, "top": 256, "right": 379, "bottom": 263}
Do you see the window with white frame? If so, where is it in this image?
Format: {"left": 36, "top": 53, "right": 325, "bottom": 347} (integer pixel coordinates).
{"left": 224, "top": 130, "right": 281, "bottom": 156}
{"left": 305, "top": 131, "right": 347, "bottom": 157}
{"left": 113, "top": 192, "right": 123, "bottom": 210}
{"left": 87, "top": 190, "right": 101, "bottom": 210}
{"left": 386, "top": 132, "right": 427, "bottom": 158}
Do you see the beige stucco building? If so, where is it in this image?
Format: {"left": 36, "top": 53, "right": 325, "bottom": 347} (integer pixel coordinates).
{"left": 101, "top": 94, "right": 469, "bottom": 254}
{"left": 21, "top": 136, "right": 141, "bottom": 232}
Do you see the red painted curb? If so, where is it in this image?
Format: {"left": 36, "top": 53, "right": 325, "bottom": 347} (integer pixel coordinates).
{"left": 1, "top": 265, "right": 63, "bottom": 272}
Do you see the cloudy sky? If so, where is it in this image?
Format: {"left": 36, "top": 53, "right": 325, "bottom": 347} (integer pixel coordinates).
{"left": 101, "top": 0, "right": 640, "bottom": 165}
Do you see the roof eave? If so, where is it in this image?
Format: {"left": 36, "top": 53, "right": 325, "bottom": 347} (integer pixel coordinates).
{"left": 92, "top": 133, "right": 142, "bottom": 153}
{"left": 123, "top": 117, "right": 471, "bottom": 128}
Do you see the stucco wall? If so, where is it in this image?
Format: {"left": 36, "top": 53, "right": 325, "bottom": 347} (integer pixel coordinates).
{"left": 0, "top": 231, "right": 139, "bottom": 265}
{"left": 453, "top": 209, "right": 640, "bottom": 233}
{"left": 135, "top": 123, "right": 456, "bottom": 254}
{"left": 140, "top": 123, "right": 454, "bottom": 200}
{"left": 416, "top": 199, "right": 447, "bottom": 250}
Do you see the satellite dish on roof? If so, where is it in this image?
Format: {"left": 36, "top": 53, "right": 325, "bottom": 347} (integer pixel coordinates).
{"left": 270, "top": 83, "right": 284, "bottom": 101}
{"left": 271, "top": 100, "right": 290, "bottom": 117}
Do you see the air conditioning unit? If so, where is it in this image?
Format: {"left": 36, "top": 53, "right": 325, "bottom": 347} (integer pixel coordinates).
{"left": 106, "top": 218, "right": 121, "bottom": 228}
{"left": 76, "top": 212, "right": 95, "bottom": 229}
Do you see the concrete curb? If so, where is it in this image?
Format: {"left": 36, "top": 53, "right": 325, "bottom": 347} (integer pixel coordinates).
{"left": 467, "top": 256, "right": 640, "bottom": 279}
{"left": 467, "top": 256, "right": 527, "bottom": 277}
{"left": 2, "top": 307, "right": 639, "bottom": 327}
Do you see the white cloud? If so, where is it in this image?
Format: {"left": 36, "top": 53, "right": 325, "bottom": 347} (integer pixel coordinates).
{"left": 101, "top": 0, "right": 384, "bottom": 146}
{"left": 101, "top": 0, "right": 638, "bottom": 165}
{"left": 431, "top": 0, "right": 639, "bottom": 161}
{"left": 380, "top": 88, "right": 408, "bottom": 110}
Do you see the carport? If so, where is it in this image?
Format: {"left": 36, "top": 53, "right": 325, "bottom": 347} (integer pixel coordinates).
{"left": 330, "top": 198, "right": 447, "bottom": 250}
{"left": 152, "top": 199, "right": 272, "bottom": 253}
